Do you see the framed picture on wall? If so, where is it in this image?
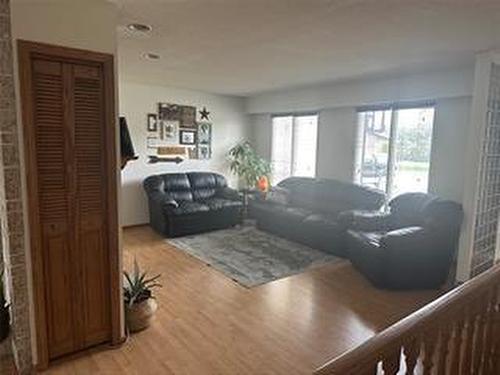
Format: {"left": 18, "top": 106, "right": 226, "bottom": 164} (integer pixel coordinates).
{"left": 198, "top": 122, "right": 211, "bottom": 145}
{"left": 147, "top": 136, "right": 159, "bottom": 149}
{"left": 187, "top": 147, "right": 198, "bottom": 159}
{"left": 158, "top": 103, "right": 181, "bottom": 121}
{"left": 162, "top": 120, "right": 178, "bottom": 141}
{"left": 180, "top": 129, "right": 196, "bottom": 145}
{"left": 198, "top": 145, "right": 211, "bottom": 159}
{"left": 180, "top": 106, "right": 197, "bottom": 128}
{"left": 147, "top": 113, "right": 158, "bottom": 132}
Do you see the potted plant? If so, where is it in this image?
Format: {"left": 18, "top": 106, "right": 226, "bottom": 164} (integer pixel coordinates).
{"left": 0, "top": 269, "right": 9, "bottom": 342}
{"left": 228, "top": 141, "right": 271, "bottom": 195}
{"left": 123, "top": 259, "right": 162, "bottom": 333}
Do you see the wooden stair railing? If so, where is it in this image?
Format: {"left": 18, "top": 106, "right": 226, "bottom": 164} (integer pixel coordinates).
{"left": 314, "top": 264, "right": 500, "bottom": 375}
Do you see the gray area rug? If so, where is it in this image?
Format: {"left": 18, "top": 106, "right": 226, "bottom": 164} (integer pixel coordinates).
{"left": 167, "top": 226, "right": 339, "bottom": 287}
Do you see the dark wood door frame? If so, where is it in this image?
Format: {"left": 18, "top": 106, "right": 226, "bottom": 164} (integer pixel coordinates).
{"left": 17, "top": 40, "right": 122, "bottom": 370}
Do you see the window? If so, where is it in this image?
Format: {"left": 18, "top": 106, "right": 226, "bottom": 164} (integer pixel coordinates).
{"left": 355, "top": 105, "right": 435, "bottom": 198}
{"left": 271, "top": 114, "right": 318, "bottom": 183}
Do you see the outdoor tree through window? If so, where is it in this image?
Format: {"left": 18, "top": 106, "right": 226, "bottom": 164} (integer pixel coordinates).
{"left": 355, "top": 105, "right": 435, "bottom": 197}
{"left": 271, "top": 114, "right": 318, "bottom": 184}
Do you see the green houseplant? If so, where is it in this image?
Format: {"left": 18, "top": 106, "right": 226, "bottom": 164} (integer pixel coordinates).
{"left": 228, "top": 141, "right": 271, "bottom": 191}
{"left": 124, "top": 259, "right": 162, "bottom": 333}
{"left": 0, "top": 269, "right": 9, "bottom": 342}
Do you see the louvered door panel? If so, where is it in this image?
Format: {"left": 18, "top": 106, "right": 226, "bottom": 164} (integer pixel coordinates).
{"left": 73, "top": 65, "right": 111, "bottom": 347}
{"left": 32, "top": 59, "right": 75, "bottom": 358}
{"left": 21, "top": 42, "right": 119, "bottom": 367}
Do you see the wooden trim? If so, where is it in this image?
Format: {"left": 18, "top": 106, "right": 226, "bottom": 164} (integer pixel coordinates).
{"left": 17, "top": 39, "right": 50, "bottom": 370}
{"left": 17, "top": 40, "right": 114, "bottom": 64}
{"left": 102, "top": 57, "right": 122, "bottom": 346}
{"left": 122, "top": 223, "right": 149, "bottom": 230}
{"left": 17, "top": 40, "right": 121, "bottom": 369}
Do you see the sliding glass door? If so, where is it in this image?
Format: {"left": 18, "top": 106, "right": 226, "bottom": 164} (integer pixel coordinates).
{"left": 357, "top": 110, "right": 392, "bottom": 193}
{"left": 356, "top": 105, "right": 435, "bottom": 198}
{"left": 271, "top": 116, "right": 293, "bottom": 183}
{"left": 271, "top": 114, "right": 318, "bottom": 184}
{"left": 392, "top": 107, "right": 435, "bottom": 197}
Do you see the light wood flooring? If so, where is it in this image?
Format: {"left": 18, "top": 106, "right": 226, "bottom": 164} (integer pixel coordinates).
{"left": 44, "top": 226, "right": 439, "bottom": 375}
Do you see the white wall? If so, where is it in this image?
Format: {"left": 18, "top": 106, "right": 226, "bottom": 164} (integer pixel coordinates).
{"left": 428, "top": 97, "right": 471, "bottom": 203}
{"left": 317, "top": 108, "right": 358, "bottom": 183}
{"left": 11, "top": 0, "right": 117, "bottom": 54}
{"left": 246, "top": 67, "right": 474, "bottom": 114}
{"left": 119, "top": 81, "right": 249, "bottom": 226}
{"left": 250, "top": 113, "right": 272, "bottom": 158}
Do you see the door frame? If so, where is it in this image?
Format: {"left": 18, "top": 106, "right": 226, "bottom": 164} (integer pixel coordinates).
{"left": 17, "top": 40, "right": 122, "bottom": 369}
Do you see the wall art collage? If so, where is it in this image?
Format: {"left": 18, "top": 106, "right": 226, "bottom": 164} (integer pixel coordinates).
{"left": 146, "top": 103, "right": 212, "bottom": 161}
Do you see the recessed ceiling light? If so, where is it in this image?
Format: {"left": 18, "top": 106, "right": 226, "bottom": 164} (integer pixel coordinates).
{"left": 127, "top": 23, "right": 152, "bottom": 33}
{"left": 142, "top": 52, "right": 161, "bottom": 61}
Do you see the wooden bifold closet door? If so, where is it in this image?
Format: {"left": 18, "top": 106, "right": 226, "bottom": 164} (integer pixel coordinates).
{"left": 18, "top": 41, "right": 121, "bottom": 368}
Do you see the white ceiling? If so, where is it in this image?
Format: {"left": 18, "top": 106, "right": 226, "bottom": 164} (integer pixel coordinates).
{"left": 114, "top": 0, "right": 500, "bottom": 97}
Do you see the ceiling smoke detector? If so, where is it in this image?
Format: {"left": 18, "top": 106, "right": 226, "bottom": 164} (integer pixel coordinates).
{"left": 142, "top": 53, "right": 161, "bottom": 61}
{"left": 127, "top": 23, "right": 153, "bottom": 33}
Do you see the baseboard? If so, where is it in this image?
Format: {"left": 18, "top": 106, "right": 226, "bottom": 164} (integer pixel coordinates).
{"left": 121, "top": 223, "right": 149, "bottom": 229}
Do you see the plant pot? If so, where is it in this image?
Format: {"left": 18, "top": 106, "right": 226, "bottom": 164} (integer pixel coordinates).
{"left": 125, "top": 298, "right": 157, "bottom": 333}
{"left": 0, "top": 309, "right": 9, "bottom": 342}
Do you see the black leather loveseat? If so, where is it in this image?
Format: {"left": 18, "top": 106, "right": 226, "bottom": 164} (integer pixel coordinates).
{"left": 143, "top": 172, "right": 243, "bottom": 237}
{"left": 248, "top": 177, "right": 386, "bottom": 256}
{"left": 343, "top": 193, "right": 463, "bottom": 290}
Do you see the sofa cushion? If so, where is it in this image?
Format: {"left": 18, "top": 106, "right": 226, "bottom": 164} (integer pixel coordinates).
{"left": 187, "top": 172, "right": 227, "bottom": 200}
{"left": 301, "top": 213, "right": 346, "bottom": 255}
{"left": 249, "top": 200, "right": 311, "bottom": 222}
{"left": 144, "top": 173, "right": 194, "bottom": 202}
{"left": 166, "top": 201, "right": 210, "bottom": 216}
{"left": 162, "top": 173, "right": 193, "bottom": 202}
{"left": 303, "top": 213, "right": 338, "bottom": 229}
{"left": 266, "top": 186, "right": 290, "bottom": 205}
{"left": 315, "top": 179, "right": 385, "bottom": 214}
{"left": 273, "top": 205, "right": 312, "bottom": 222}
{"left": 199, "top": 198, "right": 243, "bottom": 210}
{"left": 388, "top": 192, "right": 437, "bottom": 228}
{"left": 278, "top": 176, "right": 385, "bottom": 215}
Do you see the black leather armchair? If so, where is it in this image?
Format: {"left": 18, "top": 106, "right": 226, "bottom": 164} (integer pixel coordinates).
{"left": 343, "top": 193, "right": 463, "bottom": 290}
{"left": 143, "top": 172, "right": 243, "bottom": 237}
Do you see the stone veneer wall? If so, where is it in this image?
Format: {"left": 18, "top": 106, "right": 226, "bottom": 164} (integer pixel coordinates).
{"left": 0, "top": 0, "right": 33, "bottom": 373}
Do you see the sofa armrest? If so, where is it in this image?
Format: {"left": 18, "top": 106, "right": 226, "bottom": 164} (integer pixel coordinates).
{"left": 163, "top": 199, "right": 179, "bottom": 208}
{"left": 247, "top": 190, "right": 267, "bottom": 202}
{"left": 381, "top": 226, "right": 429, "bottom": 256}
{"left": 217, "top": 187, "right": 242, "bottom": 201}
{"left": 338, "top": 210, "right": 392, "bottom": 231}
{"left": 148, "top": 191, "right": 179, "bottom": 207}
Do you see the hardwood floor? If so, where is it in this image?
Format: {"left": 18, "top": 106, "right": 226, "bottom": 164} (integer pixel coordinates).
{"left": 44, "top": 226, "right": 439, "bottom": 375}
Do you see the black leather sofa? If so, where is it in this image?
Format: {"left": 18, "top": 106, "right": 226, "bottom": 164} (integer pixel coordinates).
{"left": 342, "top": 192, "right": 463, "bottom": 290}
{"left": 143, "top": 172, "right": 243, "bottom": 237}
{"left": 248, "top": 177, "right": 386, "bottom": 256}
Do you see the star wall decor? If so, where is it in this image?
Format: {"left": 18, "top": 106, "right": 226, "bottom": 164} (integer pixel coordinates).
{"left": 199, "top": 107, "right": 210, "bottom": 120}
